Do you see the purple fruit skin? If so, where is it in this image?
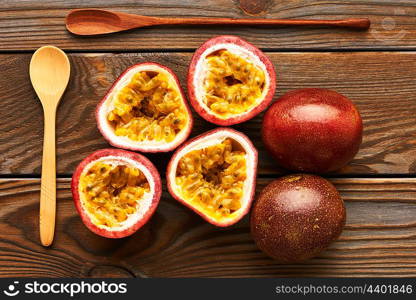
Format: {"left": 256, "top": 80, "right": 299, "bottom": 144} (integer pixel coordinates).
{"left": 262, "top": 88, "right": 363, "bottom": 173}
{"left": 251, "top": 174, "right": 346, "bottom": 263}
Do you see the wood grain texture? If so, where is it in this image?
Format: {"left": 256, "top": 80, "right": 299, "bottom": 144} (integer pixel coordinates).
{"left": 0, "top": 178, "right": 414, "bottom": 278}
{"left": 0, "top": 0, "right": 415, "bottom": 51}
{"left": 1, "top": 52, "right": 415, "bottom": 176}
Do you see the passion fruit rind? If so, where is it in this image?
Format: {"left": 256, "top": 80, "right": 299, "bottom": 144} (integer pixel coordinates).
{"left": 71, "top": 149, "right": 162, "bottom": 238}
{"left": 188, "top": 35, "right": 276, "bottom": 126}
{"left": 251, "top": 174, "right": 346, "bottom": 263}
{"left": 167, "top": 128, "right": 258, "bottom": 227}
{"left": 262, "top": 88, "right": 363, "bottom": 173}
{"left": 96, "top": 62, "right": 193, "bottom": 153}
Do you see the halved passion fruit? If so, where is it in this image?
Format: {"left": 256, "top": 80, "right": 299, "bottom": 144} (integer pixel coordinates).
{"left": 96, "top": 63, "right": 193, "bottom": 152}
{"left": 188, "top": 35, "right": 276, "bottom": 125}
{"left": 71, "top": 149, "right": 162, "bottom": 238}
{"left": 167, "top": 128, "right": 258, "bottom": 226}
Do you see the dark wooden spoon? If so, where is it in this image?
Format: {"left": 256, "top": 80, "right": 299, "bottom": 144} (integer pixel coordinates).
{"left": 66, "top": 9, "right": 370, "bottom": 36}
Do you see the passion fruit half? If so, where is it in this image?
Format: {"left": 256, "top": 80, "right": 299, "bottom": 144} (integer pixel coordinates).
{"left": 167, "top": 128, "right": 258, "bottom": 226}
{"left": 71, "top": 149, "right": 162, "bottom": 238}
{"left": 96, "top": 63, "right": 193, "bottom": 152}
{"left": 188, "top": 35, "right": 276, "bottom": 125}
{"left": 251, "top": 174, "right": 346, "bottom": 263}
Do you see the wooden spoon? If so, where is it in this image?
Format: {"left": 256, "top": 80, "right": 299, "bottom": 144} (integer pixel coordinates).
{"left": 66, "top": 9, "right": 370, "bottom": 36}
{"left": 29, "top": 46, "right": 70, "bottom": 247}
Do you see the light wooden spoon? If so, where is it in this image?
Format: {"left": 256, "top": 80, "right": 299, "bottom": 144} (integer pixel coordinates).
{"left": 30, "top": 46, "right": 70, "bottom": 247}
{"left": 66, "top": 9, "right": 370, "bottom": 36}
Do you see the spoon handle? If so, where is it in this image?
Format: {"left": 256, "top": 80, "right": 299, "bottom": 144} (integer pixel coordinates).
{"left": 159, "top": 17, "right": 370, "bottom": 30}
{"left": 40, "top": 106, "right": 57, "bottom": 247}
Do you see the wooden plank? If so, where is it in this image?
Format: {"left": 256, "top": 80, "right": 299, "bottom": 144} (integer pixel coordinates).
{"left": 0, "top": 178, "right": 415, "bottom": 278}
{"left": 1, "top": 52, "right": 415, "bottom": 175}
{"left": 0, "top": 0, "right": 416, "bottom": 51}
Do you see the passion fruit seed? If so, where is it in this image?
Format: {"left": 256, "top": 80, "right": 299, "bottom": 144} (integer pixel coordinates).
{"left": 175, "top": 138, "right": 247, "bottom": 218}
{"left": 79, "top": 161, "right": 150, "bottom": 228}
{"left": 107, "top": 71, "right": 187, "bottom": 143}
{"left": 205, "top": 50, "right": 265, "bottom": 117}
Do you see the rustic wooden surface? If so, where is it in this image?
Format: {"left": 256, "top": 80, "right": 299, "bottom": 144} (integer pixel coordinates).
{"left": 0, "top": 0, "right": 415, "bottom": 278}
{"left": 0, "top": 178, "right": 415, "bottom": 278}
{"left": 1, "top": 52, "right": 415, "bottom": 176}
{"left": 0, "top": 0, "right": 415, "bottom": 51}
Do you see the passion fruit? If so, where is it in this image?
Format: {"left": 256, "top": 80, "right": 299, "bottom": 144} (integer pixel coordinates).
{"left": 262, "top": 88, "right": 363, "bottom": 173}
{"left": 167, "top": 128, "right": 258, "bottom": 226}
{"left": 188, "top": 35, "right": 276, "bottom": 125}
{"left": 251, "top": 174, "right": 346, "bottom": 263}
{"left": 71, "top": 149, "right": 162, "bottom": 238}
{"left": 96, "top": 62, "right": 193, "bottom": 152}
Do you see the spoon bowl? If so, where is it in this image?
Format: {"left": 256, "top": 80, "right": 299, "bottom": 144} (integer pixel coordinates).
{"left": 30, "top": 46, "right": 70, "bottom": 247}
{"left": 30, "top": 46, "right": 70, "bottom": 102}
{"left": 66, "top": 9, "right": 125, "bottom": 35}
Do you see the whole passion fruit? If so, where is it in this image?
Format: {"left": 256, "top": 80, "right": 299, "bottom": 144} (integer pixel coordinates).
{"left": 262, "top": 88, "right": 363, "bottom": 173}
{"left": 251, "top": 174, "right": 346, "bottom": 263}
{"left": 71, "top": 149, "right": 162, "bottom": 238}
{"left": 96, "top": 62, "right": 193, "bottom": 152}
{"left": 188, "top": 35, "right": 276, "bottom": 125}
{"left": 167, "top": 128, "right": 258, "bottom": 226}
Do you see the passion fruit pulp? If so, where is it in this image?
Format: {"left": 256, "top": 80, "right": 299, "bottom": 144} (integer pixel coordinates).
{"left": 96, "top": 63, "right": 193, "bottom": 152}
{"left": 262, "top": 88, "right": 363, "bottom": 173}
{"left": 251, "top": 174, "right": 346, "bottom": 263}
{"left": 188, "top": 35, "right": 276, "bottom": 125}
{"left": 80, "top": 162, "right": 150, "bottom": 227}
{"left": 167, "top": 128, "right": 258, "bottom": 226}
{"left": 72, "top": 149, "right": 162, "bottom": 238}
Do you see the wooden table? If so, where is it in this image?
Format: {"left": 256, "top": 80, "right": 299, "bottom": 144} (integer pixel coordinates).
{"left": 0, "top": 0, "right": 415, "bottom": 278}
